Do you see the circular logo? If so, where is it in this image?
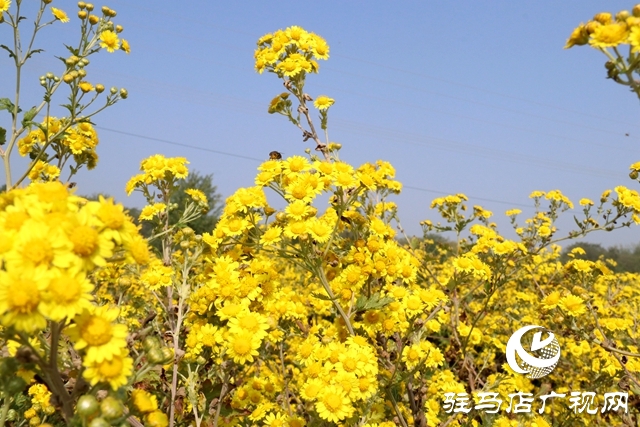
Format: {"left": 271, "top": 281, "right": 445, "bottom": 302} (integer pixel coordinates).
{"left": 506, "top": 325, "right": 560, "bottom": 379}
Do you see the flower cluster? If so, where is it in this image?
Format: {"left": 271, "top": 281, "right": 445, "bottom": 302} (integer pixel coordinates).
{"left": 254, "top": 26, "right": 329, "bottom": 76}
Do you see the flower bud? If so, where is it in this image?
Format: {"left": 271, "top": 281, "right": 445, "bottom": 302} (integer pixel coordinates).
{"left": 40, "top": 79, "right": 47, "bottom": 87}
{"left": 88, "top": 418, "right": 110, "bottom": 427}
{"left": 616, "top": 10, "right": 630, "bottom": 21}
{"left": 78, "top": 1, "right": 86, "bottom": 8}
{"left": 63, "top": 74, "right": 74, "bottom": 84}
{"left": 142, "top": 336, "right": 161, "bottom": 352}
{"left": 585, "top": 21, "right": 602, "bottom": 34}
{"left": 605, "top": 60, "right": 616, "bottom": 70}
{"left": 115, "top": 24, "right": 123, "bottom": 33}
{"left": 634, "top": 4, "right": 640, "bottom": 17}
{"left": 29, "top": 416, "right": 41, "bottom": 427}
{"left": 119, "top": 88, "right": 128, "bottom": 99}
{"left": 53, "top": 76, "right": 60, "bottom": 82}
{"left": 65, "top": 56, "right": 79, "bottom": 66}
{"left": 100, "top": 396, "right": 124, "bottom": 420}
{"left": 110, "top": 86, "right": 117, "bottom": 94}
{"left": 108, "top": 9, "right": 116, "bottom": 17}
{"left": 39, "top": 75, "right": 46, "bottom": 81}
{"left": 78, "top": 10, "right": 87, "bottom": 19}
{"left": 147, "top": 347, "right": 168, "bottom": 364}
{"left": 630, "top": 170, "right": 638, "bottom": 180}
{"left": 95, "top": 83, "right": 105, "bottom": 93}
{"left": 76, "top": 395, "right": 100, "bottom": 418}
{"left": 78, "top": 69, "right": 87, "bottom": 78}
{"left": 275, "top": 212, "right": 287, "bottom": 222}
{"left": 180, "top": 240, "right": 190, "bottom": 249}
{"left": 264, "top": 206, "right": 276, "bottom": 216}
{"left": 101, "top": 5, "right": 110, "bottom": 14}
{"left": 85, "top": 3, "right": 94, "bottom": 11}
{"left": 42, "top": 0, "right": 52, "bottom": 3}
{"left": 593, "top": 12, "right": 612, "bottom": 25}
{"left": 45, "top": 72, "right": 54, "bottom": 79}
{"left": 88, "top": 14, "right": 99, "bottom": 25}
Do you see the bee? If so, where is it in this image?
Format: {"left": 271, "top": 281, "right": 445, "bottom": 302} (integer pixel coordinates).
{"left": 65, "top": 182, "right": 77, "bottom": 189}
{"left": 269, "top": 151, "right": 283, "bottom": 160}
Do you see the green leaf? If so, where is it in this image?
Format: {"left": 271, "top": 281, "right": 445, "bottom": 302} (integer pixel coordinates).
{"left": 354, "top": 292, "right": 394, "bottom": 313}
{"left": 311, "top": 292, "right": 338, "bottom": 302}
{"left": 64, "top": 44, "right": 80, "bottom": 56}
{"left": 0, "top": 127, "right": 5, "bottom": 146}
{"left": 0, "top": 45, "right": 16, "bottom": 59}
{"left": 24, "top": 49, "right": 44, "bottom": 61}
{"left": 0, "top": 98, "right": 17, "bottom": 113}
{"left": 21, "top": 107, "right": 37, "bottom": 128}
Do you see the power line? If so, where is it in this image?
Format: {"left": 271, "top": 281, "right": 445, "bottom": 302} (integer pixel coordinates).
{"left": 95, "top": 125, "right": 552, "bottom": 211}
{"left": 109, "top": 0, "right": 637, "bottom": 129}
{"left": 95, "top": 126, "right": 264, "bottom": 162}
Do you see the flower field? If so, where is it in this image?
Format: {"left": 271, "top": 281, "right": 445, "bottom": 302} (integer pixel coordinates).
{"left": 1, "top": 2, "right": 640, "bottom": 427}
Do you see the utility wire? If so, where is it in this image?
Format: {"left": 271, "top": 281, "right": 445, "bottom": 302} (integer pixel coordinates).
{"left": 109, "top": 0, "right": 638, "bottom": 129}
{"left": 96, "top": 125, "right": 546, "bottom": 210}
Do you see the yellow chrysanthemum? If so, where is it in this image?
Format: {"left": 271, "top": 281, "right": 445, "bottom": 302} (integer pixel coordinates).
{"left": 66, "top": 306, "right": 129, "bottom": 363}
{"left": 40, "top": 267, "right": 94, "bottom": 321}
{"left": 315, "top": 385, "right": 353, "bottom": 423}
{"left": 0, "top": 0, "right": 10, "bottom": 13}
{"left": 51, "top": 7, "right": 69, "bottom": 23}
{"left": 100, "top": 30, "right": 120, "bottom": 53}
{"left": 558, "top": 294, "right": 586, "bottom": 316}
{"left": 0, "top": 268, "right": 49, "bottom": 332}
{"left": 131, "top": 389, "right": 158, "bottom": 413}
{"left": 82, "top": 348, "right": 133, "bottom": 390}
{"left": 226, "top": 331, "right": 261, "bottom": 364}
{"left": 121, "top": 39, "right": 131, "bottom": 54}
{"left": 589, "top": 22, "right": 629, "bottom": 48}
{"left": 313, "top": 95, "right": 334, "bottom": 110}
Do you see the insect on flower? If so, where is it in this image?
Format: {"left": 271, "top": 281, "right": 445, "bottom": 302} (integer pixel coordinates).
{"left": 269, "top": 151, "right": 283, "bottom": 160}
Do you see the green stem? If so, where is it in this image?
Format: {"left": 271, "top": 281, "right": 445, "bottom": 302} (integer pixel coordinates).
{"left": 0, "top": 395, "right": 11, "bottom": 427}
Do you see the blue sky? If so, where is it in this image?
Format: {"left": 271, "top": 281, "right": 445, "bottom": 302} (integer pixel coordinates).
{"left": 2, "top": 1, "right": 640, "bottom": 247}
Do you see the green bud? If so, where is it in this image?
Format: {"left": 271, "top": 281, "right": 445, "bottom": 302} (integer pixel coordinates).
{"left": 45, "top": 72, "right": 54, "bottom": 79}
{"left": 110, "top": 87, "right": 118, "bottom": 94}
{"left": 120, "top": 88, "right": 128, "bottom": 99}
{"left": 88, "top": 418, "right": 110, "bottom": 427}
{"left": 143, "top": 336, "right": 161, "bottom": 352}
{"left": 76, "top": 395, "right": 100, "bottom": 418}
{"left": 100, "top": 396, "right": 124, "bottom": 420}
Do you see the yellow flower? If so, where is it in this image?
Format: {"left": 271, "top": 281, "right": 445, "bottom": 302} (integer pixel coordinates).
{"left": 139, "top": 203, "right": 166, "bottom": 221}
{"left": 144, "top": 411, "right": 169, "bottom": 427}
{"left": 227, "top": 331, "right": 261, "bottom": 364}
{"left": 589, "top": 22, "right": 629, "bottom": 48}
{"left": 121, "top": 39, "right": 131, "bottom": 54}
{"left": 564, "top": 23, "right": 589, "bottom": 48}
{"left": 558, "top": 294, "right": 586, "bottom": 316}
{"left": 260, "top": 226, "right": 283, "bottom": 246}
{"left": 185, "top": 188, "right": 208, "bottom": 207}
{"left": 82, "top": 348, "right": 133, "bottom": 390}
{"left": 51, "top": 7, "right": 69, "bottom": 23}
{"left": 579, "top": 198, "right": 594, "bottom": 206}
{"left": 100, "top": 30, "right": 120, "bottom": 53}
{"left": 0, "top": 0, "right": 10, "bottom": 13}
{"left": 78, "top": 81, "right": 94, "bottom": 93}
{"left": 131, "top": 389, "right": 158, "bottom": 413}
{"left": 66, "top": 306, "right": 129, "bottom": 363}
{"left": 313, "top": 95, "right": 334, "bottom": 110}
{"left": 40, "top": 267, "right": 94, "bottom": 321}
{"left": 315, "top": 385, "right": 353, "bottom": 423}
{"left": 0, "top": 268, "right": 49, "bottom": 333}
